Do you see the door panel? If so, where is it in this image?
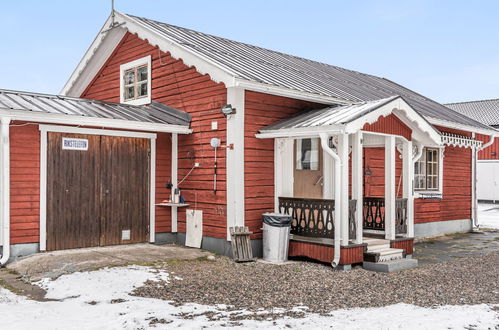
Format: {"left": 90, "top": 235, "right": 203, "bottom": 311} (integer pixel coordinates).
{"left": 46, "top": 133, "right": 101, "bottom": 251}
{"left": 100, "top": 136, "right": 150, "bottom": 246}
{"left": 293, "top": 138, "right": 323, "bottom": 198}
{"left": 46, "top": 133, "right": 150, "bottom": 250}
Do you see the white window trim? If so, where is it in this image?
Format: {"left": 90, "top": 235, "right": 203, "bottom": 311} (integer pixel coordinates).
{"left": 414, "top": 146, "right": 444, "bottom": 198}
{"left": 120, "top": 55, "right": 152, "bottom": 105}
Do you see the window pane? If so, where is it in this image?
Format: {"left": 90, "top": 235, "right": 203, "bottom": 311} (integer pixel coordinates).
{"left": 138, "top": 82, "right": 148, "bottom": 97}
{"left": 124, "top": 70, "right": 135, "bottom": 85}
{"left": 124, "top": 86, "right": 134, "bottom": 100}
{"left": 138, "top": 66, "right": 148, "bottom": 82}
{"left": 295, "top": 138, "right": 319, "bottom": 170}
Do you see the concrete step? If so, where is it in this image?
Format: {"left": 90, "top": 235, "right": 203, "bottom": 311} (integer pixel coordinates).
{"left": 363, "top": 257, "right": 418, "bottom": 273}
{"left": 366, "top": 243, "right": 391, "bottom": 252}
{"left": 363, "top": 238, "right": 389, "bottom": 246}
{"left": 364, "top": 247, "right": 404, "bottom": 262}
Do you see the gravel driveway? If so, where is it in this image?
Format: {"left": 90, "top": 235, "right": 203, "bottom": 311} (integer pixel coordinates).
{"left": 133, "top": 251, "right": 499, "bottom": 319}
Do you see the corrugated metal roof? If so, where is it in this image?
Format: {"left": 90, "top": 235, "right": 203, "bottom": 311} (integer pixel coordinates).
{"left": 262, "top": 96, "right": 398, "bottom": 131}
{"left": 125, "top": 13, "right": 491, "bottom": 131}
{"left": 0, "top": 89, "right": 191, "bottom": 126}
{"left": 445, "top": 99, "right": 499, "bottom": 127}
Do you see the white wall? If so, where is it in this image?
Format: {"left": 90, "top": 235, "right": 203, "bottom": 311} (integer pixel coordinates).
{"left": 477, "top": 160, "right": 499, "bottom": 202}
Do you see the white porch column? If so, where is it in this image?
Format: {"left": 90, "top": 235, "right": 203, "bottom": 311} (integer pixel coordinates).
{"left": 402, "top": 140, "right": 414, "bottom": 237}
{"left": 385, "top": 136, "right": 396, "bottom": 240}
{"left": 338, "top": 133, "right": 350, "bottom": 246}
{"left": 351, "top": 132, "right": 363, "bottom": 244}
{"left": 226, "top": 87, "right": 245, "bottom": 239}
{"left": 274, "top": 138, "right": 294, "bottom": 212}
{"left": 0, "top": 117, "right": 10, "bottom": 264}
{"left": 171, "top": 133, "right": 178, "bottom": 233}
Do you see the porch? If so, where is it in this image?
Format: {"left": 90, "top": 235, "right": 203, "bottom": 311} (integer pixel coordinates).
{"left": 257, "top": 96, "right": 442, "bottom": 268}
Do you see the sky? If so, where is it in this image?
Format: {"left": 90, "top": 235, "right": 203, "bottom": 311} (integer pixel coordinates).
{"left": 0, "top": 0, "right": 498, "bottom": 104}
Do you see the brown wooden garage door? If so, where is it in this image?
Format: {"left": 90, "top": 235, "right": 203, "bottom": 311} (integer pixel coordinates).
{"left": 46, "top": 132, "right": 150, "bottom": 251}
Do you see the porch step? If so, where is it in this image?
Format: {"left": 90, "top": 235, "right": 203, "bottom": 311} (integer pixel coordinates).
{"left": 366, "top": 243, "right": 391, "bottom": 253}
{"left": 363, "top": 258, "right": 418, "bottom": 273}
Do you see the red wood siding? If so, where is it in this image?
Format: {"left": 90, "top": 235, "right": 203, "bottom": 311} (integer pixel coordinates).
{"left": 81, "top": 32, "right": 228, "bottom": 238}
{"left": 476, "top": 134, "right": 499, "bottom": 160}
{"left": 390, "top": 238, "right": 414, "bottom": 255}
{"left": 363, "top": 147, "right": 404, "bottom": 198}
{"left": 10, "top": 123, "right": 40, "bottom": 244}
{"left": 155, "top": 133, "right": 172, "bottom": 233}
{"left": 288, "top": 241, "right": 365, "bottom": 265}
{"left": 363, "top": 114, "right": 412, "bottom": 141}
{"left": 244, "top": 91, "right": 324, "bottom": 238}
{"left": 414, "top": 126, "right": 472, "bottom": 224}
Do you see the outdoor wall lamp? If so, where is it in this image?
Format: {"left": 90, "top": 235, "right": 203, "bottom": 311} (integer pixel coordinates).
{"left": 221, "top": 104, "right": 236, "bottom": 116}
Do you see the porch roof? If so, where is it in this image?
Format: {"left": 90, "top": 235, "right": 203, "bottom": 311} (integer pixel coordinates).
{"left": 256, "top": 96, "right": 442, "bottom": 145}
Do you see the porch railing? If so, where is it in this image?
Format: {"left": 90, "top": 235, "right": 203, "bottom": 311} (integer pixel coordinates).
{"left": 395, "top": 198, "right": 408, "bottom": 234}
{"left": 278, "top": 197, "right": 357, "bottom": 240}
{"left": 363, "top": 197, "right": 385, "bottom": 230}
{"left": 363, "top": 197, "right": 408, "bottom": 235}
{"left": 278, "top": 197, "right": 335, "bottom": 238}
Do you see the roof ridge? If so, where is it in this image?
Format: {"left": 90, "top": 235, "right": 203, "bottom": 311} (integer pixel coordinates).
{"left": 445, "top": 98, "right": 499, "bottom": 106}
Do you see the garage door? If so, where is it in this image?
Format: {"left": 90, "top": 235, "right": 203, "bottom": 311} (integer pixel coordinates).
{"left": 46, "top": 132, "right": 150, "bottom": 251}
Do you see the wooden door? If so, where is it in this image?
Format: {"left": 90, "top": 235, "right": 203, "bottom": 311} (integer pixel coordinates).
{"left": 293, "top": 138, "right": 323, "bottom": 198}
{"left": 46, "top": 133, "right": 150, "bottom": 251}
{"left": 100, "top": 136, "right": 150, "bottom": 245}
{"left": 47, "top": 133, "right": 102, "bottom": 251}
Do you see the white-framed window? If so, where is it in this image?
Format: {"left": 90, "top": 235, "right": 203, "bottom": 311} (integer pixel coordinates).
{"left": 119, "top": 55, "right": 152, "bottom": 105}
{"left": 414, "top": 147, "right": 443, "bottom": 194}
{"left": 295, "top": 138, "right": 320, "bottom": 170}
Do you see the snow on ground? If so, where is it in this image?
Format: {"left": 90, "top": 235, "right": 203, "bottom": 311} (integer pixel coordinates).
{"left": 0, "top": 265, "right": 497, "bottom": 329}
{"left": 478, "top": 203, "right": 499, "bottom": 229}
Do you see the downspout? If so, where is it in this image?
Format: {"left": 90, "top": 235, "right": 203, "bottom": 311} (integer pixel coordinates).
{"left": 319, "top": 133, "right": 341, "bottom": 268}
{"left": 0, "top": 117, "right": 11, "bottom": 266}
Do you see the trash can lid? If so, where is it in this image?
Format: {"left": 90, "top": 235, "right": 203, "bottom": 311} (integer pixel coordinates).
{"left": 262, "top": 213, "right": 292, "bottom": 227}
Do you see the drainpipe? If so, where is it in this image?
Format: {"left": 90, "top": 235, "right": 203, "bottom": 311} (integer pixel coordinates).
{"left": 0, "top": 117, "right": 11, "bottom": 266}
{"left": 319, "top": 133, "right": 342, "bottom": 268}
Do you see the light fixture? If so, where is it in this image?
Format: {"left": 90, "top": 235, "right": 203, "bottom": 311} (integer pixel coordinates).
{"left": 221, "top": 104, "right": 236, "bottom": 116}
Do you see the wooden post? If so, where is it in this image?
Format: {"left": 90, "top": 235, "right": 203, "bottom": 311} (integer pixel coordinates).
{"left": 338, "top": 133, "right": 350, "bottom": 246}
{"left": 385, "top": 136, "right": 396, "bottom": 240}
{"left": 171, "top": 133, "right": 178, "bottom": 233}
{"left": 352, "top": 131, "right": 363, "bottom": 244}
{"left": 403, "top": 139, "right": 414, "bottom": 237}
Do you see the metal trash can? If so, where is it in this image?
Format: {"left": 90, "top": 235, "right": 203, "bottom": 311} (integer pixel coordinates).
{"left": 262, "top": 213, "right": 292, "bottom": 263}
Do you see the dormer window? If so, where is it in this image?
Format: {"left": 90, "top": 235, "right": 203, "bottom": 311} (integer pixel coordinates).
{"left": 120, "top": 55, "right": 151, "bottom": 105}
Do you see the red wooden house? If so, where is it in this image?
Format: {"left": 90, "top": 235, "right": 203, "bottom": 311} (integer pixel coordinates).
{"left": 446, "top": 99, "right": 499, "bottom": 203}
{"left": 0, "top": 12, "right": 496, "bottom": 269}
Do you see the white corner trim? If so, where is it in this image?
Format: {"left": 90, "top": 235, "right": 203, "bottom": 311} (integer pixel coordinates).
{"left": 0, "top": 108, "right": 191, "bottom": 134}
{"left": 119, "top": 55, "right": 152, "bottom": 105}
{"left": 39, "top": 124, "right": 158, "bottom": 250}
{"left": 226, "top": 87, "right": 245, "bottom": 240}
{"left": 0, "top": 118, "right": 11, "bottom": 260}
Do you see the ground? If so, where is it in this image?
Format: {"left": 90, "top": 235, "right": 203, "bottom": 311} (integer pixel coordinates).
{"left": 0, "top": 205, "right": 497, "bottom": 329}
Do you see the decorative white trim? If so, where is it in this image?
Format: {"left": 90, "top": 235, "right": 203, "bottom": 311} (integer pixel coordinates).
{"left": 61, "top": 14, "right": 127, "bottom": 96}
{"left": 441, "top": 132, "right": 482, "bottom": 149}
{"left": 171, "top": 133, "right": 178, "bottom": 233}
{"left": 226, "top": 87, "right": 245, "bottom": 240}
{"left": 38, "top": 125, "right": 157, "bottom": 250}
{"left": 120, "top": 55, "right": 152, "bottom": 105}
{"left": 0, "top": 108, "right": 191, "bottom": 134}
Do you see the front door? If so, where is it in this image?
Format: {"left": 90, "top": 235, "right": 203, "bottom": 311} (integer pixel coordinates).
{"left": 293, "top": 138, "right": 323, "bottom": 198}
